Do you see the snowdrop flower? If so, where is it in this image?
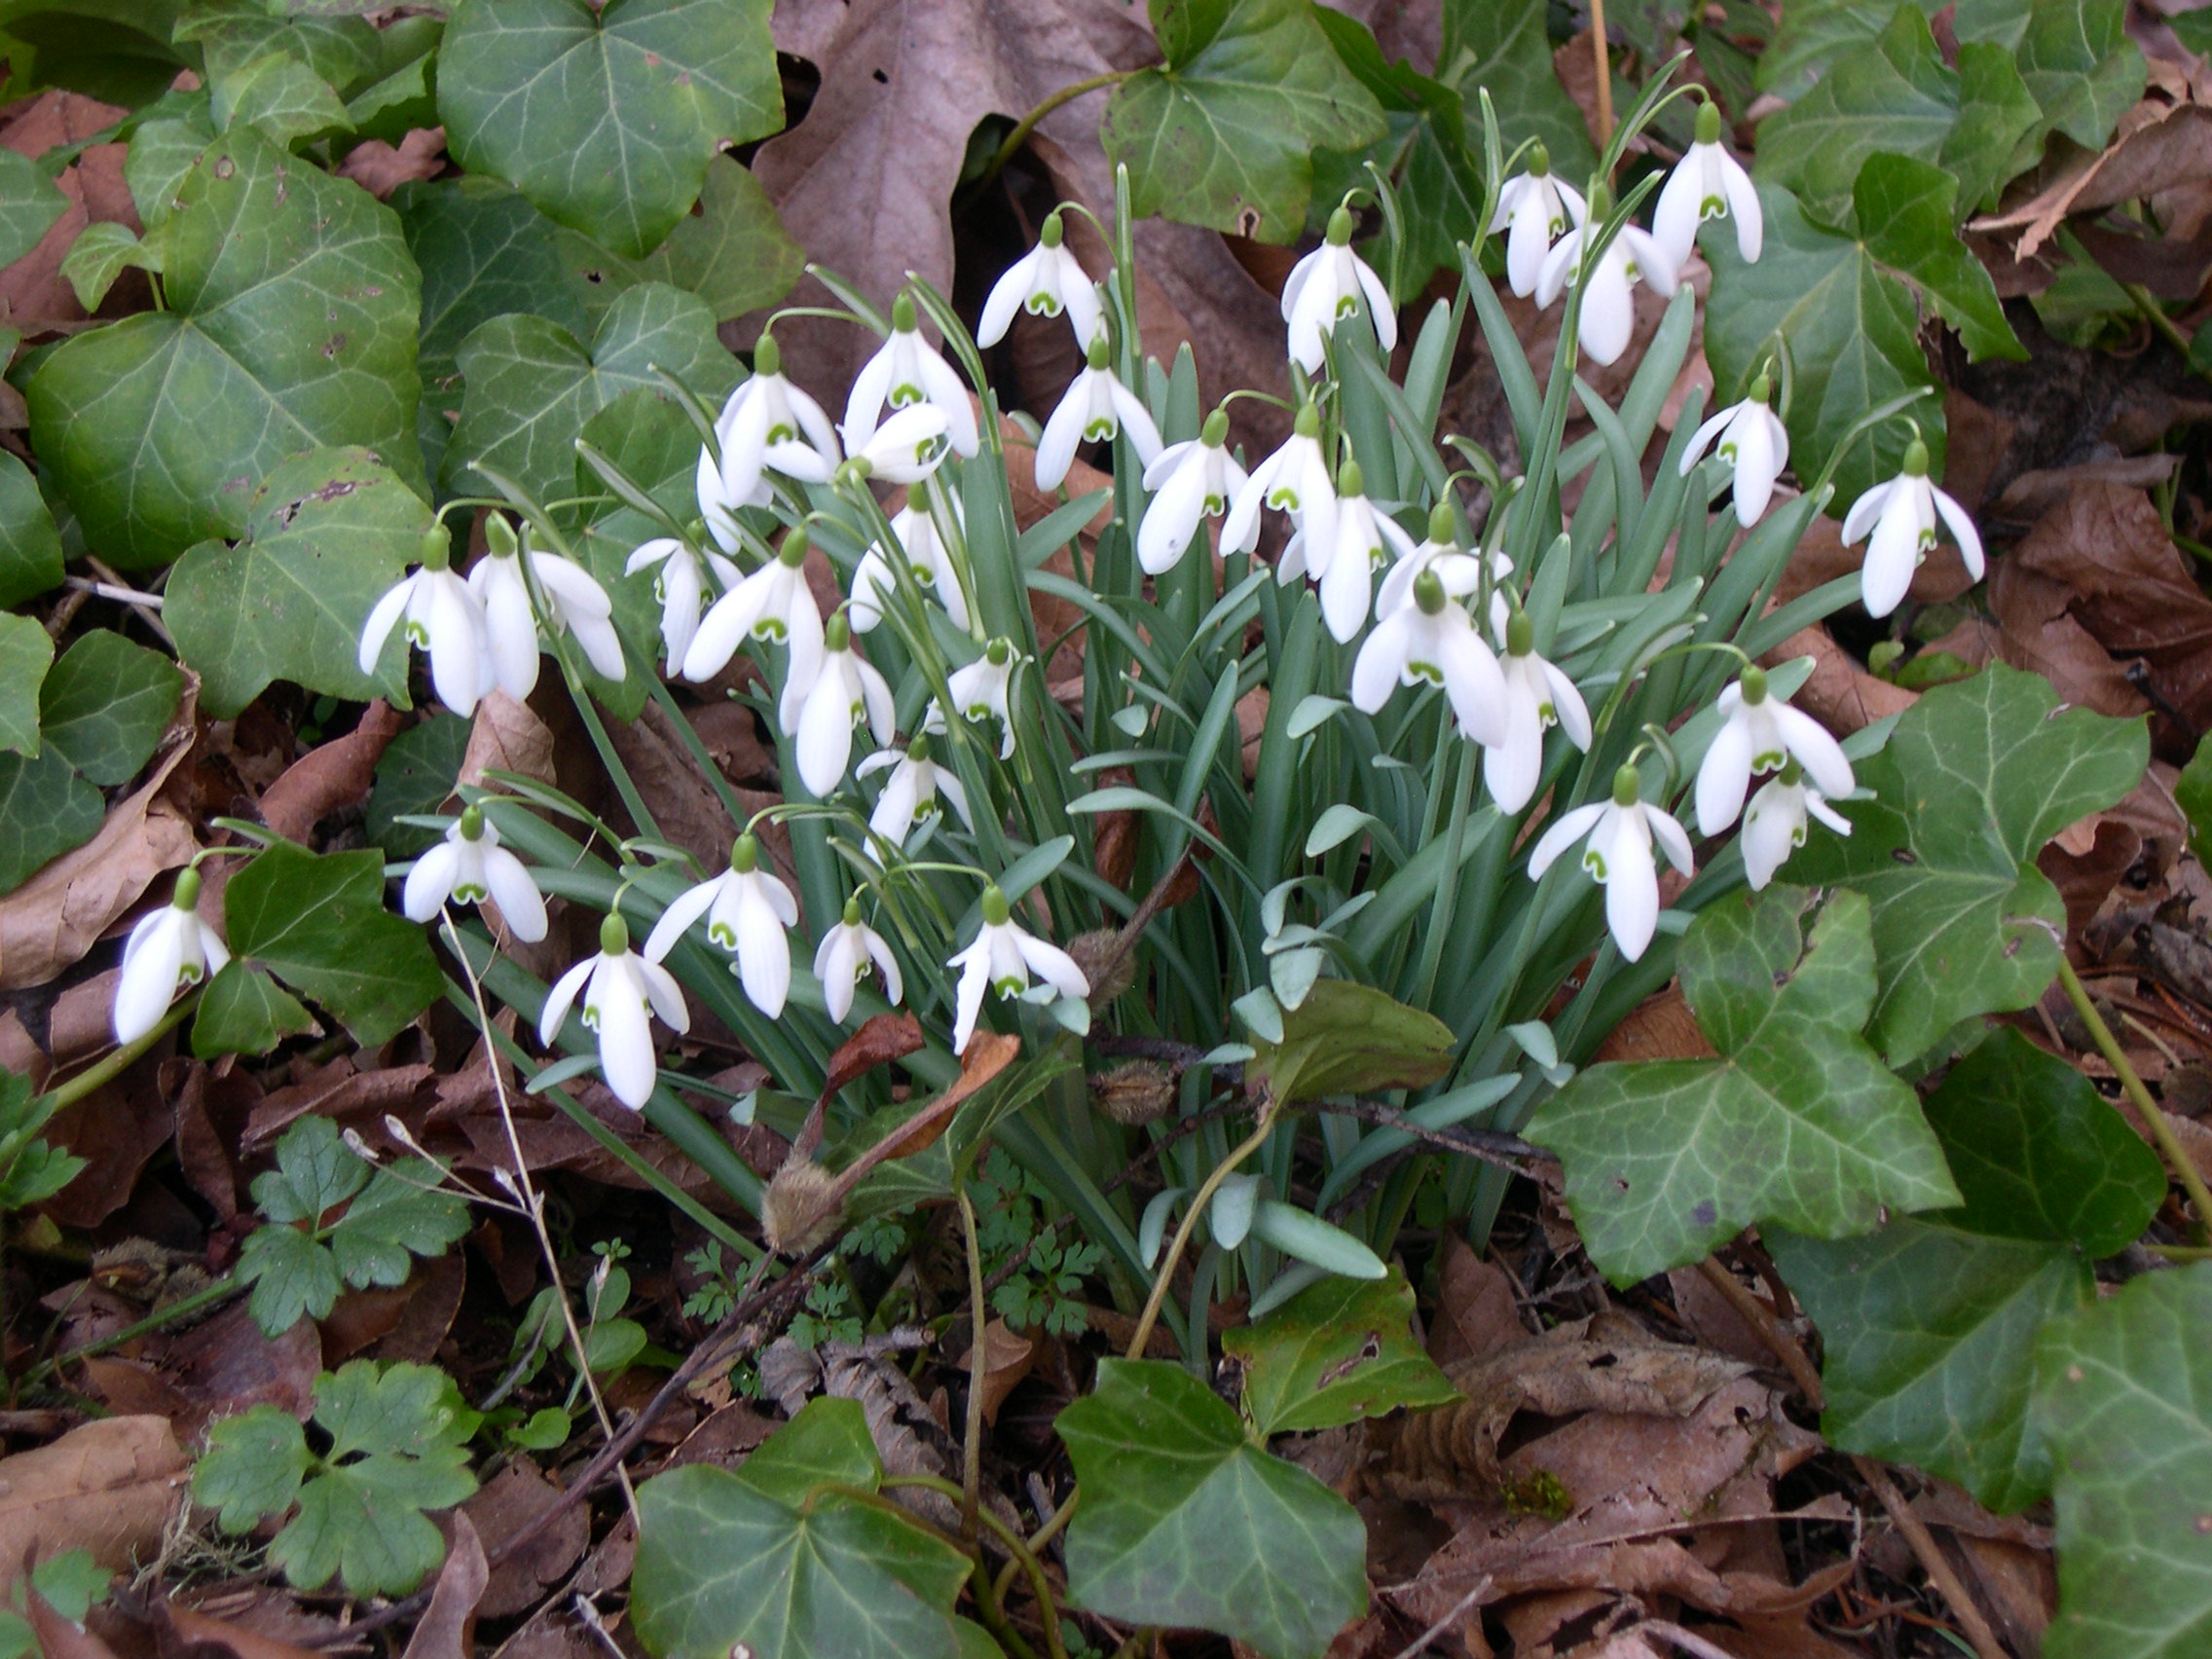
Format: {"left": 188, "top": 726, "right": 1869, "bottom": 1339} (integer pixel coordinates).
{"left": 846, "top": 293, "right": 978, "bottom": 458}
{"left": 1316, "top": 461, "right": 1419, "bottom": 643}
{"left": 644, "top": 833, "right": 797, "bottom": 1017}
{"left": 1376, "top": 501, "right": 1514, "bottom": 634}
{"left": 787, "top": 612, "right": 896, "bottom": 796}
{"left": 359, "top": 525, "right": 494, "bottom": 716}
{"left": 1653, "top": 100, "right": 1761, "bottom": 272}
{"left": 1223, "top": 401, "right": 1337, "bottom": 568}
{"left": 1841, "top": 437, "right": 1984, "bottom": 619}
{"left": 1490, "top": 144, "right": 1587, "bottom": 298}
{"left": 682, "top": 528, "right": 825, "bottom": 688}
{"left": 815, "top": 896, "right": 903, "bottom": 1022}
{"left": 1535, "top": 188, "right": 1677, "bottom": 368}
{"left": 695, "top": 442, "right": 757, "bottom": 555}
{"left": 841, "top": 403, "right": 955, "bottom": 487}
{"left": 852, "top": 498, "right": 971, "bottom": 634}
{"left": 859, "top": 734, "right": 974, "bottom": 852}
{"left": 113, "top": 867, "right": 228, "bottom": 1044}
{"left": 540, "top": 913, "right": 688, "bottom": 1110}
{"left": 1741, "top": 760, "right": 1852, "bottom": 890}
{"left": 978, "top": 211, "right": 1102, "bottom": 350}
{"left": 1527, "top": 765, "right": 1694, "bottom": 963}
{"left": 948, "top": 883, "right": 1088, "bottom": 1054}
{"left": 1489, "top": 612, "right": 1591, "bottom": 814}
{"left": 933, "top": 638, "right": 1020, "bottom": 759}
{"left": 468, "top": 518, "right": 628, "bottom": 698}
{"left": 1282, "top": 207, "right": 1396, "bottom": 373}
{"left": 1036, "top": 334, "right": 1163, "bottom": 492}
{"left": 1678, "top": 373, "right": 1788, "bottom": 528}
{"left": 1349, "top": 570, "right": 1508, "bottom": 746}
{"left": 715, "top": 333, "right": 842, "bottom": 505}
{"left": 625, "top": 536, "right": 742, "bottom": 673}
{"left": 1694, "top": 665, "right": 1855, "bottom": 836}
{"left": 1139, "top": 409, "right": 1252, "bottom": 574}
{"left": 402, "top": 806, "right": 548, "bottom": 942}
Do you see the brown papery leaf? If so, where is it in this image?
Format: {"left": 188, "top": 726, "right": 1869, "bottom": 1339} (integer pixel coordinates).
{"left": 957, "top": 1317, "right": 1035, "bottom": 1426}
{"left": 793, "top": 1012, "right": 926, "bottom": 1160}
{"left": 1973, "top": 101, "right": 2212, "bottom": 261}
{"left": 398, "top": 1512, "right": 489, "bottom": 1659}
{"left": 156, "top": 1600, "right": 324, "bottom": 1659}
{"left": 0, "top": 1417, "right": 186, "bottom": 1589}
{"left": 259, "top": 700, "right": 402, "bottom": 844}
{"left": 25, "top": 1577, "right": 121, "bottom": 1659}
{"left": 463, "top": 1457, "right": 588, "bottom": 1621}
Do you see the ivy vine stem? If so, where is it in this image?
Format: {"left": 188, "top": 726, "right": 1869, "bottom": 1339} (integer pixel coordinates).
{"left": 2056, "top": 957, "right": 2212, "bottom": 1238}
{"left": 1124, "top": 1098, "right": 1278, "bottom": 1362}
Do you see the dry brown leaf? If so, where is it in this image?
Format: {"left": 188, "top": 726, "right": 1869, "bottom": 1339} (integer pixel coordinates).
{"left": 956, "top": 1317, "right": 1035, "bottom": 1426}
{"left": 1429, "top": 1237, "right": 1530, "bottom": 1371}
{"left": 1765, "top": 625, "right": 1917, "bottom": 738}
{"left": 0, "top": 92, "right": 141, "bottom": 336}
{"left": 457, "top": 689, "right": 555, "bottom": 793}
{"left": 398, "top": 1511, "right": 489, "bottom": 1659}
{"left": 156, "top": 1599, "right": 325, "bottom": 1659}
{"left": 1590, "top": 987, "right": 1715, "bottom": 1064}
{"left": 369, "top": 1251, "right": 467, "bottom": 1366}
{"left": 1973, "top": 101, "right": 2212, "bottom": 261}
{"left": 25, "top": 1578, "right": 122, "bottom": 1659}
{"left": 1990, "top": 454, "right": 2181, "bottom": 522}
{"left": 462, "top": 1457, "right": 588, "bottom": 1621}
{"left": 0, "top": 1416, "right": 186, "bottom": 1588}
{"left": 335, "top": 127, "right": 447, "bottom": 200}
{"left": 258, "top": 701, "right": 402, "bottom": 843}
{"left": 602, "top": 697, "right": 739, "bottom": 872}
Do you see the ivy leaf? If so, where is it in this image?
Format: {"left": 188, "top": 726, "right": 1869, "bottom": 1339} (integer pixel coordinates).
{"left": 1437, "top": 0, "right": 1596, "bottom": 184}
{"left": 2001, "top": 0, "right": 2144, "bottom": 171}
{"left": 0, "top": 451, "right": 64, "bottom": 608}
{"left": 1526, "top": 885, "right": 1958, "bottom": 1285}
{"left": 192, "top": 1403, "right": 314, "bottom": 1531}
{"left": 2032, "top": 1262, "right": 2212, "bottom": 1657}
{"left": 1103, "top": 0, "right": 1386, "bottom": 242}
{"left": 0, "top": 3, "right": 190, "bottom": 108}
{"left": 1852, "top": 154, "right": 2023, "bottom": 362}
{"left": 192, "top": 961, "right": 319, "bottom": 1059}
{"left": 1223, "top": 1268, "right": 1460, "bottom": 1437}
{"left": 0, "top": 147, "right": 67, "bottom": 268}
{"left": 57, "top": 220, "right": 164, "bottom": 313}
{"left": 1058, "top": 1358, "right": 1369, "bottom": 1659}
{"left": 1753, "top": 6, "right": 1958, "bottom": 225}
{"left": 166, "top": 448, "right": 428, "bottom": 719}
{"left": 0, "top": 611, "right": 53, "bottom": 757}
{"left": 1247, "top": 977, "right": 1455, "bottom": 1104}
{"left": 37, "top": 630, "right": 183, "bottom": 786}
{"left": 327, "top": 1162, "right": 470, "bottom": 1290}
{"left": 0, "top": 750, "right": 102, "bottom": 894}
{"left": 437, "top": 0, "right": 783, "bottom": 261}
{"left": 633, "top": 1397, "right": 991, "bottom": 1659}
{"left": 25, "top": 125, "right": 423, "bottom": 567}
{"left": 1790, "top": 664, "right": 2149, "bottom": 1064}
{"left": 552, "top": 153, "right": 804, "bottom": 325}
{"left": 1949, "top": 43, "right": 2046, "bottom": 213}
{"left": 211, "top": 52, "right": 353, "bottom": 145}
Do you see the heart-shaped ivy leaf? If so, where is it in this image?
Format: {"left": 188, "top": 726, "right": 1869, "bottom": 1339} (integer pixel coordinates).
{"left": 1225, "top": 1267, "right": 1460, "bottom": 1437}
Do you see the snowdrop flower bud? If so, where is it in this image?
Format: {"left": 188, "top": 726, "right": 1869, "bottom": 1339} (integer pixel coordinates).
{"left": 858, "top": 732, "right": 974, "bottom": 854}
{"left": 540, "top": 911, "right": 689, "bottom": 1111}
{"left": 625, "top": 536, "right": 742, "bottom": 673}
{"left": 1742, "top": 758, "right": 1853, "bottom": 889}
{"left": 839, "top": 403, "right": 955, "bottom": 486}
{"left": 402, "top": 806, "right": 549, "bottom": 942}
{"left": 1534, "top": 185, "right": 1678, "bottom": 367}
{"left": 1527, "top": 765, "right": 1694, "bottom": 963}
{"left": 1139, "top": 408, "right": 1251, "bottom": 574}
{"left": 851, "top": 497, "right": 971, "bottom": 633}
{"left": 1224, "top": 401, "right": 1337, "bottom": 570}
{"left": 113, "top": 867, "right": 228, "bottom": 1044}
{"left": 815, "top": 896, "right": 903, "bottom": 1022}
{"left": 1678, "top": 373, "right": 1788, "bottom": 527}
{"left": 788, "top": 612, "right": 896, "bottom": 796}
{"left": 714, "top": 333, "right": 843, "bottom": 507}
{"left": 1694, "top": 666, "right": 1856, "bottom": 837}
{"left": 468, "top": 520, "right": 628, "bottom": 698}
{"left": 846, "top": 293, "right": 978, "bottom": 458}
{"left": 1281, "top": 207, "right": 1397, "bottom": 373}
{"left": 1653, "top": 99, "right": 1761, "bottom": 271}
{"left": 1315, "top": 461, "right": 1419, "bottom": 643}
{"left": 1036, "top": 334, "right": 1164, "bottom": 492}
{"left": 1840, "top": 438, "right": 1984, "bottom": 619}
{"left": 978, "top": 211, "right": 1103, "bottom": 350}
{"left": 644, "top": 834, "right": 798, "bottom": 1017}
{"left": 1490, "top": 610, "right": 1591, "bottom": 813}
{"left": 682, "top": 527, "right": 827, "bottom": 688}
{"left": 1489, "top": 142, "right": 1587, "bottom": 298}
{"left": 936, "top": 637, "right": 1020, "bottom": 758}
{"left": 948, "top": 883, "right": 1088, "bottom": 1054}
{"left": 358, "top": 523, "right": 496, "bottom": 717}
{"left": 1350, "top": 570, "right": 1509, "bottom": 746}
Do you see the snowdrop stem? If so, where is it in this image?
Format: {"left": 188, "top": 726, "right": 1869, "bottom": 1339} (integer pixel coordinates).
{"left": 1411, "top": 735, "right": 1481, "bottom": 1012}
{"left": 1125, "top": 1099, "right": 1279, "bottom": 1363}
{"left": 981, "top": 71, "right": 1132, "bottom": 190}
{"left": 42, "top": 995, "right": 196, "bottom": 1113}
{"left": 642, "top": 675, "right": 753, "bottom": 831}
{"left": 2057, "top": 957, "right": 2212, "bottom": 1237}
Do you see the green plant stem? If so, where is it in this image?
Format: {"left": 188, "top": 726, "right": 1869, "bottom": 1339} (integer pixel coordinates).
{"left": 1124, "top": 1100, "right": 1276, "bottom": 1361}
{"left": 37, "top": 996, "right": 195, "bottom": 1112}
{"left": 28, "top": 1274, "right": 241, "bottom": 1381}
{"left": 2120, "top": 279, "right": 2195, "bottom": 361}
{"left": 982, "top": 72, "right": 1131, "bottom": 190}
{"left": 884, "top": 1473, "right": 1070, "bottom": 1659}
{"left": 2058, "top": 957, "right": 2212, "bottom": 1237}
{"left": 957, "top": 1187, "right": 988, "bottom": 1539}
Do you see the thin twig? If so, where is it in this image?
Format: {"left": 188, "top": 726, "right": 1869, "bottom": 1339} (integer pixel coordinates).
{"left": 1853, "top": 1456, "right": 2010, "bottom": 1659}
{"left": 1589, "top": 0, "right": 1615, "bottom": 148}
{"left": 2059, "top": 958, "right": 2212, "bottom": 1236}
{"left": 1641, "top": 1622, "right": 1749, "bottom": 1659}
{"left": 1383, "top": 1576, "right": 1493, "bottom": 1659}
{"left": 1695, "top": 1254, "right": 1824, "bottom": 1409}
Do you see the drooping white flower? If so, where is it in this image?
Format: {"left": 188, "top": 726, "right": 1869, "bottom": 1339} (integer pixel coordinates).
{"left": 714, "top": 333, "right": 843, "bottom": 506}
{"left": 1035, "top": 334, "right": 1163, "bottom": 492}
{"left": 1741, "top": 760, "right": 1853, "bottom": 889}
{"left": 1314, "top": 461, "right": 1419, "bottom": 643}
{"left": 814, "top": 896, "right": 903, "bottom": 1022}
{"left": 1282, "top": 206, "right": 1397, "bottom": 373}
{"left": 841, "top": 403, "right": 955, "bottom": 487}
{"left": 1694, "top": 666, "right": 1856, "bottom": 837}
{"left": 1527, "top": 766, "right": 1695, "bottom": 964}
{"left": 787, "top": 612, "right": 896, "bottom": 796}
{"left": 1488, "top": 612, "right": 1591, "bottom": 814}
{"left": 948, "top": 883, "right": 1088, "bottom": 1053}
{"left": 358, "top": 527, "right": 495, "bottom": 716}
{"left": 1489, "top": 144, "right": 1587, "bottom": 298}
{"left": 682, "top": 528, "right": 825, "bottom": 688}
{"left": 468, "top": 519, "right": 628, "bottom": 698}
{"left": 1139, "top": 408, "right": 1252, "bottom": 574}
{"left": 402, "top": 806, "right": 548, "bottom": 942}
{"left": 851, "top": 494, "right": 971, "bottom": 633}
{"left": 643, "top": 833, "right": 797, "bottom": 1017}
{"left": 626, "top": 536, "right": 743, "bottom": 674}
{"left": 1534, "top": 194, "right": 1678, "bottom": 368}
{"left": 1653, "top": 99, "right": 1761, "bottom": 272}
{"left": 113, "top": 867, "right": 228, "bottom": 1044}
{"left": 930, "top": 638, "right": 1021, "bottom": 759}
{"left": 1223, "top": 401, "right": 1337, "bottom": 569}
{"left": 977, "top": 210, "right": 1102, "bottom": 351}
{"left": 1678, "top": 374, "right": 1788, "bottom": 528}
{"left": 859, "top": 733, "right": 974, "bottom": 853}
{"left": 845, "top": 292, "right": 978, "bottom": 458}
{"left": 540, "top": 913, "right": 688, "bottom": 1109}
{"left": 1840, "top": 437, "right": 1984, "bottom": 619}
{"left": 1348, "top": 569, "right": 1509, "bottom": 746}
{"left": 1375, "top": 500, "right": 1514, "bottom": 636}
{"left": 695, "top": 442, "right": 757, "bottom": 556}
